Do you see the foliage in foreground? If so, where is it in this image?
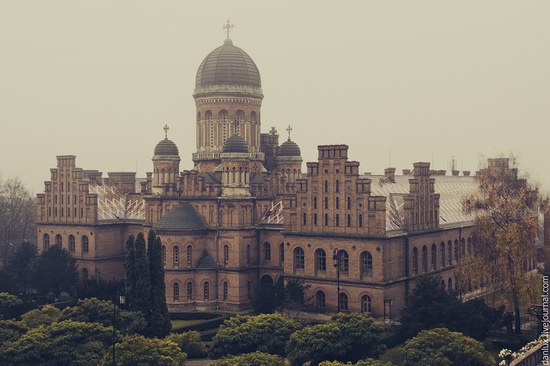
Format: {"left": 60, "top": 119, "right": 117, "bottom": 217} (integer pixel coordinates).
{"left": 0, "top": 293, "right": 23, "bottom": 320}
{"left": 400, "top": 328, "right": 495, "bottom": 366}
{"left": 209, "top": 313, "right": 299, "bottom": 358}
{"left": 319, "top": 360, "right": 392, "bottom": 366}
{"left": 211, "top": 351, "right": 287, "bottom": 366}
{"left": 20, "top": 305, "right": 61, "bottom": 328}
{"left": 167, "top": 331, "right": 207, "bottom": 359}
{"left": 99, "top": 334, "right": 187, "bottom": 366}
{"left": 286, "top": 312, "right": 384, "bottom": 366}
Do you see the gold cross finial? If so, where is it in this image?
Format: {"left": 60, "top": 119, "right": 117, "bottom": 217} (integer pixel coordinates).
{"left": 163, "top": 124, "right": 169, "bottom": 139}
{"left": 222, "top": 19, "right": 234, "bottom": 40}
{"left": 286, "top": 125, "right": 293, "bottom": 140}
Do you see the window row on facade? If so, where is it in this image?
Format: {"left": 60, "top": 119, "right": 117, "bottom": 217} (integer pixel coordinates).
{"left": 314, "top": 290, "right": 373, "bottom": 314}
{"left": 197, "top": 110, "right": 257, "bottom": 123}
{"left": 42, "top": 233, "right": 89, "bottom": 254}
{"left": 293, "top": 247, "right": 374, "bottom": 277}
{"left": 302, "top": 212, "right": 364, "bottom": 227}
{"left": 411, "top": 238, "right": 475, "bottom": 275}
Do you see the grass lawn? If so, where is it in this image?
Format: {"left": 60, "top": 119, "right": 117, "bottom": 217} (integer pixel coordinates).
{"left": 171, "top": 319, "right": 210, "bottom": 331}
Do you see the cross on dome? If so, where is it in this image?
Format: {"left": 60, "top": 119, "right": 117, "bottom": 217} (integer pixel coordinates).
{"left": 222, "top": 19, "right": 234, "bottom": 40}
{"left": 163, "top": 124, "right": 169, "bottom": 139}
{"left": 286, "top": 125, "right": 293, "bottom": 141}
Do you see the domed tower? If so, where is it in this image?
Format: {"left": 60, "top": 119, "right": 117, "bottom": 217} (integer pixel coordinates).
{"left": 152, "top": 125, "right": 180, "bottom": 195}
{"left": 216, "top": 131, "right": 252, "bottom": 197}
{"left": 276, "top": 126, "right": 302, "bottom": 183}
{"left": 193, "top": 22, "right": 264, "bottom": 172}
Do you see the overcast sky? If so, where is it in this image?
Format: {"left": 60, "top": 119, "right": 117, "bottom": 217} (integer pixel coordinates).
{"left": 1, "top": 1, "right": 548, "bottom": 194}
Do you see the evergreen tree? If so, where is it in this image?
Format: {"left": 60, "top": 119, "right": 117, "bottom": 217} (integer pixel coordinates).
{"left": 124, "top": 234, "right": 136, "bottom": 308}
{"left": 126, "top": 233, "right": 151, "bottom": 317}
{"left": 146, "top": 230, "right": 171, "bottom": 337}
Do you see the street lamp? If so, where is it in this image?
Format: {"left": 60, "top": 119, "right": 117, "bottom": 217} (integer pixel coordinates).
{"left": 332, "top": 248, "right": 341, "bottom": 313}
{"left": 112, "top": 291, "right": 126, "bottom": 366}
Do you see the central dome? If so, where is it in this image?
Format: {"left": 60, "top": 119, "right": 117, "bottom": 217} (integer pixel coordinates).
{"left": 195, "top": 39, "right": 261, "bottom": 88}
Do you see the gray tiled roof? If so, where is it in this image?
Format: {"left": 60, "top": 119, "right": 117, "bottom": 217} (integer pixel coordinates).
{"left": 154, "top": 202, "right": 208, "bottom": 231}
{"left": 195, "top": 250, "right": 217, "bottom": 269}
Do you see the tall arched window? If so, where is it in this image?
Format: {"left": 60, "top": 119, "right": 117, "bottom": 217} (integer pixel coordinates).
{"left": 448, "top": 241, "right": 453, "bottom": 265}
{"left": 431, "top": 244, "right": 437, "bottom": 271}
{"left": 68, "top": 235, "right": 76, "bottom": 252}
{"left": 313, "top": 196, "right": 317, "bottom": 209}
{"left": 315, "top": 291, "right": 326, "bottom": 308}
{"left": 339, "top": 293, "right": 349, "bottom": 311}
{"left": 223, "top": 282, "right": 229, "bottom": 300}
{"left": 358, "top": 214, "right": 363, "bottom": 227}
{"left": 347, "top": 197, "right": 351, "bottom": 209}
{"left": 81, "top": 268, "right": 88, "bottom": 280}
{"left": 186, "top": 245, "right": 192, "bottom": 266}
{"left": 279, "top": 243, "right": 284, "bottom": 266}
{"left": 422, "top": 245, "right": 428, "bottom": 273}
{"left": 173, "top": 245, "right": 180, "bottom": 268}
{"left": 173, "top": 283, "right": 180, "bottom": 302}
{"left": 335, "top": 197, "right": 339, "bottom": 209}
{"left": 339, "top": 250, "right": 349, "bottom": 273}
{"left": 361, "top": 295, "right": 372, "bottom": 314}
{"left": 55, "top": 234, "right": 62, "bottom": 247}
{"left": 218, "top": 110, "right": 228, "bottom": 122}
{"left": 315, "top": 249, "right": 326, "bottom": 272}
{"left": 251, "top": 111, "right": 257, "bottom": 122}
{"left": 186, "top": 282, "right": 193, "bottom": 300}
{"left": 335, "top": 214, "right": 340, "bottom": 226}
{"left": 412, "top": 247, "right": 418, "bottom": 275}
{"left": 162, "top": 245, "right": 166, "bottom": 267}
{"left": 324, "top": 180, "right": 328, "bottom": 193}
{"left": 294, "top": 247, "right": 305, "bottom": 270}
{"left": 43, "top": 233, "right": 50, "bottom": 251}
{"left": 236, "top": 110, "right": 245, "bottom": 122}
{"left": 203, "top": 282, "right": 209, "bottom": 301}
{"left": 440, "top": 242, "right": 445, "bottom": 268}
{"left": 324, "top": 197, "right": 328, "bottom": 209}
{"left": 246, "top": 245, "right": 251, "bottom": 265}
{"left": 81, "top": 235, "right": 89, "bottom": 254}
{"left": 264, "top": 242, "right": 271, "bottom": 261}
{"left": 224, "top": 245, "right": 229, "bottom": 266}
{"left": 336, "top": 180, "right": 340, "bottom": 193}
{"left": 205, "top": 110, "right": 212, "bottom": 120}
{"left": 361, "top": 251, "right": 373, "bottom": 276}
{"left": 454, "top": 240, "right": 459, "bottom": 261}
{"left": 302, "top": 212, "right": 307, "bottom": 225}
{"left": 347, "top": 214, "right": 351, "bottom": 227}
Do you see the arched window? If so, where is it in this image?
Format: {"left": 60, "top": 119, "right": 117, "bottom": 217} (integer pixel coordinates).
{"left": 454, "top": 240, "right": 459, "bottom": 261}
{"left": 467, "top": 238, "right": 472, "bottom": 256}
{"left": 441, "top": 280, "right": 446, "bottom": 290}
{"left": 314, "top": 213, "right": 318, "bottom": 225}
{"left": 223, "top": 282, "right": 229, "bottom": 300}
{"left": 173, "top": 283, "right": 180, "bottom": 302}
{"left": 335, "top": 197, "right": 339, "bottom": 209}
{"left": 339, "top": 293, "right": 348, "bottom": 311}
{"left": 361, "top": 251, "right": 373, "bottom": 276}
{"left": 347, "top": 214, "right": 351, "bottom": 227}
{"left": 82, "top": 235, "right": 89, "bottom": 254}
{"left": 324, "top": 213, "right": 329, "bottom": 226}
{"left": 236, "top": 110, "right": 245, "bottom": 122}
{"left": 361, "top": 295, "right": 372, "bottom": 314}
{"left": 69, "top": 235, "right": 76, "bottom": 252}
{"left": 173, "top": 245, "right": 179, "bottom": 267}
{"left": 315, "top": 291, "right": 326, "bottom": 308}
{"left": 448, "top": 241, "right": 453, "bottom": 265}
{"left": 81, "top": 268, "right": 88, "bottom": 280}
{"left": 324, "top": 197, "right": 328, "bottom": 209}
{"left": 186, "top": 282, "right": 193, "bottom": 300}
{"left": 440, "top": 242, "right": 445, "bottom": 268}
{"left": 339, "top": 250, "right": 349, "bottom": 273}
{"left": 302, "top": 212, "right": 307, "bottom": 225}
{"left": 431, "top": 244, "right": 437, "bottom": 271}
{"left": 162, "top": 245, "right": 166, "bottom": 267}
{"left": 55, "top": 234, "right": 62, "bottom": 247}
{"left": 313, "top": 196, "right": 317, "bottom": 209}
{"left": 186, "top": 245, "right": 192, "bottom": 266}
{"left": 412, "top": 247, "right": 418, "bottom": 275}
{"left": 358, "top": 214, "right": 363, "bottom": 227}
{"left": 279, "top": 243, "right": 284, "bottom": 266}
{"left": 448, "top": 278, "right": 453, "bottom": 291}
{"left": 422, "top": 245, "right": 428, "bottom": 273}
{"left": 205, "top": 110, "right": 212, "bottom": 120}
{"left": 218, "top": 110, "right": 228, "bottom": 122}
{"left": 251, "top": 111, "right": 257, "bottom": 122}
{"left": 43, "top": 233, "right": 50, "bottom": 250}
{"left": 461, "top": 238, "right": 466, "bottom": 258}
{"left": 347, "top": 197, "right": 351, "bottom": 210}
{"left": 335, "top": 214, "right": 340, "bottom": 226}
{"left": 264, "top": 242, "right": 271, "bottom": 261}
{"left": 315, "top": 249, "right": 326, "bottom": 272}
{"left": 224, "top": 245, "right": 229, "bottom": 266}
{"left": 336, "top": 180, "right": 340, "bottom": 193}
{"left": 246, "top": 245, "right": 251, "bottom": 265}
{"left": 294, "top": 247, "right": 305, "bottom": 270}
{"left": 324, "top": 180, "right": 328, "bottom": 193}
{"left": 203, "top": 282, "right": 209, "bottom": 300}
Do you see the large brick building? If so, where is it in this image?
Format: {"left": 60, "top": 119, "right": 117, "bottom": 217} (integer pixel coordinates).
{"left": 35, "top": 34, "right": 537, "bottom": 319}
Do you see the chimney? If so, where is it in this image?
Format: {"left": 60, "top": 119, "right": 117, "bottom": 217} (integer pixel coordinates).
{"left": 438, "top": 170, "right": 447, "bottom": 176}
{"left": 384, "top": 167, "right": 396, "bottom": 183}
{"left": 452, "top": 170, "right": 460, "bottom": 176}
{"left": 402, "top": 169, "right": 411, "bottom": 175}
{"left": 463, "top": 170, "right": 471, "bottom": 176}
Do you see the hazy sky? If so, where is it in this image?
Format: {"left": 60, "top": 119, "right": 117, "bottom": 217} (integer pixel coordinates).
{"left": 1, "top": 1, "right": 549, "bottom": 194}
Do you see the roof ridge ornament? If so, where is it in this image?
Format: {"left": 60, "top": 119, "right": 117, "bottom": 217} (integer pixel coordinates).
{"left": 222, "top": 19, "right": 234, "bottom": 40}
{"left": 286, "top": 125, "right": 293, "bottom": 141}
{"left": 163, "top": 124, "right": 169, "bottom": 139}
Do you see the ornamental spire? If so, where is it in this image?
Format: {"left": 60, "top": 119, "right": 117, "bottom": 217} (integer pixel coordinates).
{"left": 222, "top": 19, "right": 234, "bottom": 40}
{"left": 163, "top": 124, "right": 169, "bottom": 139}
{"left": 286, "top": 125, "right": 293, "bottom": 141}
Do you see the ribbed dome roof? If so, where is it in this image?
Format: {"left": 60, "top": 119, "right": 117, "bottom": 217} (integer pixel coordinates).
{"left": 195, "top": 39, "right": 261, "bottom": 88}
{"left": 279, "top": 139, "right": 301, "bottom": 157}
{"left": 223, "top": 134, "right": 249, "bottom": 153}
{"left": 154, "top": 138, "right": 179, "bottom": 156}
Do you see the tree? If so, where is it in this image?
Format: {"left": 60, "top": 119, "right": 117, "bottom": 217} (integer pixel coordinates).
{"left": 253, "top": 278, "right": 285, "bottom": 313}
{"left": 462, "top": 157, "right": 540, "bottom": 335}
{"left": 286, "top": 313, "right": 384, "bottom": 366}
{"left": 99, "top": 335, "right": 187, "bottom": 366}
{"left": 20, "top": 305, "right": 61, "bottom": 328}
{"left": 0, "top": 320, "right": 28, "bottom": 345}
{"left": 76, "top": 276, "right": 125, "bottom": 302}
{"left": 0, "top": 177, "right": 35, "bottom": 268}
{"left": 400, "top": 328, "right": 494, "bottom": 366}
{"left": 167, "top": 331, "right": 207, "bottom": 359}
{"left": 125, "top": 233, "right": 151, "bottom": 318}
{"left": 319, "top": 360, "right": 392, "bottom": 366}
{"left": 0, "top": 320, "right": 112, "bottom": 366}
{"left": 0, "top": 293, "right": 22, "bottom": 320}
{"left": 209, "top": 313, "right": 299, "bottom": 358}
{"left": 6, "top": 241, "right": 37, "bottom": 296}
{"left": 212, "top": 351, "right": 287, "bottom": 366}
{"left": 60, "top": 297, "right": 146, "bottom": 335}
{"left": 146, "top": 230, "right": 171, "bottom": 337}
{"left": 31, "top": 245, "right": 78, "bottom": 299}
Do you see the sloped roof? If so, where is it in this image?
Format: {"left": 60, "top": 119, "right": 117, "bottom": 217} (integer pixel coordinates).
{"left": 154, "top": 202, "right": 208, "bottom": 231}
{"left": 195, "top": 250, "right": 217, "bottom": 269}
{"left": 89, "top": 184, "right": 144, "bottom": 222}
